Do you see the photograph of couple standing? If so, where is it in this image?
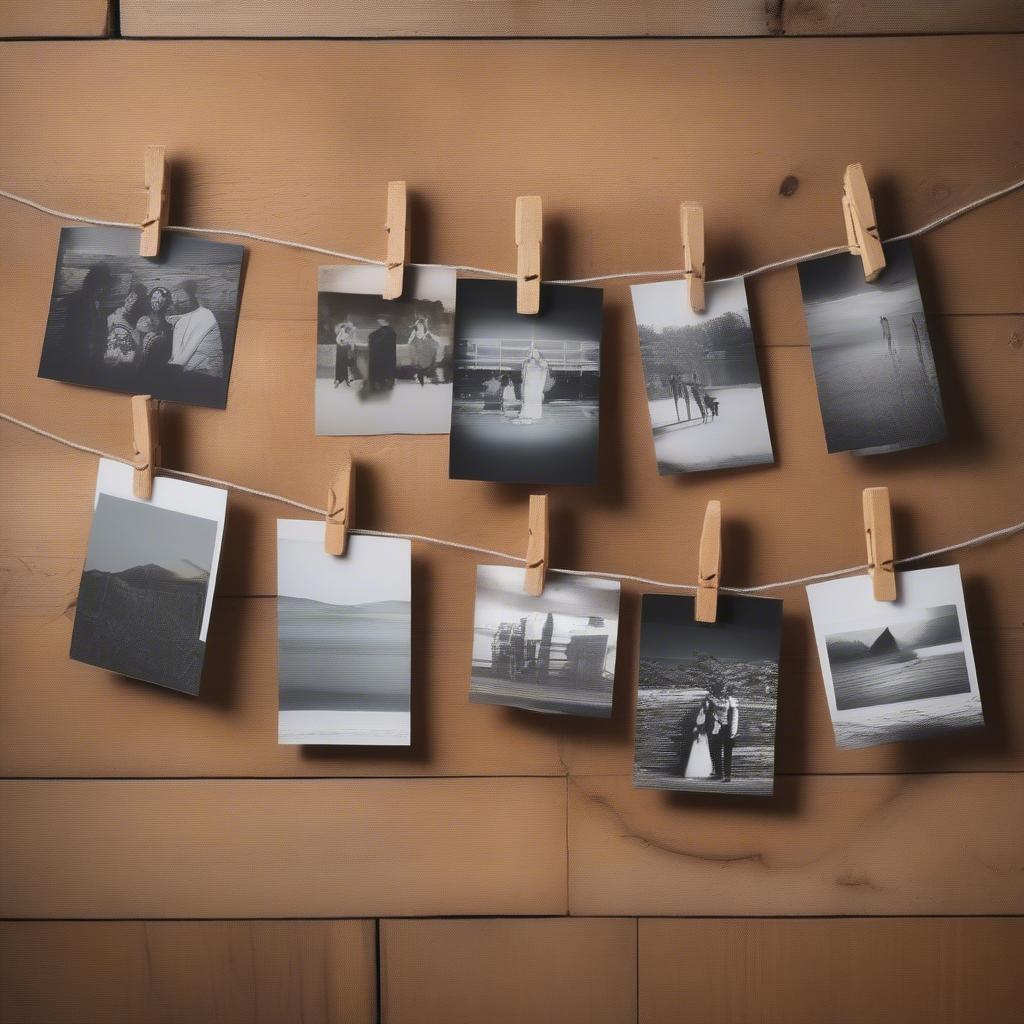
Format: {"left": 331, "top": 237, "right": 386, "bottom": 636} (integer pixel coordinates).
{"left": 38, "top": 227, "right": 244, "bottom": 409}
{"left": 681, "top": 686, "right": 740, "bottom": 782}
{"left": 635, "top": 592, "right": 783, "bottom": 796}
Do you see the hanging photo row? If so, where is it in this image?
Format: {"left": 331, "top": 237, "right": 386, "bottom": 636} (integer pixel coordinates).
{"left": 9, "top": 158, "right": 1010, "bottom": 798}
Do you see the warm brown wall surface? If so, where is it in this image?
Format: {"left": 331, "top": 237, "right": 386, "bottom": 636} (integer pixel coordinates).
{"left": 0, "top": 34, "right": 1022, "bottom": 1023}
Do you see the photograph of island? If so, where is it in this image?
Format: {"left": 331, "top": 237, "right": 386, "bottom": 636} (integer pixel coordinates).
{"left": 807, "top": 566, "right": 984, "bottom": 748}
{"left": 631, "top": 277, "right": 774, "bottom": 474}
{"left": 797, "top": 238, "right": 947, "bottom": 455}
{"left": 470, "top": 566, "right": 619, "bottom": 716}
{"left": 38, "top": 226, "right": 245, "bottom": 409}
{"left": 69, "top": 458, "right": 226, "bottom": 695}
{"left": 449, "top": 279, "right": 603, "bottom": 485}
{"left": 316, "top": 264, "right": 456, "bottom": 435}
{"left": 277, "top": 521, "right": 411, "bottom": 745}
{"left": 634, "top": 593, "right": 783, "bottom": 795}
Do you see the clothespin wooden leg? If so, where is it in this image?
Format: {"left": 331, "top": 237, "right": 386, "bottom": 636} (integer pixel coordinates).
{"left": 680, "top": 203, "right": 705, "bottom": 314}
{"left": 383, "top": 180, "right": 408, "bottom": 300}
{"left": 842, "top": 163, "right": 886, "bottom": 282}
{"left": 515, "top": 196, "right": 543, "bottom": 315}
{"left": 863, "top": 487, "right": 897, "bottom": 601}
{"left": 524, "top": 494, "right": 548, "bottom": 596}
{"left": 130, "top": 395, "right": 159, "bottom": 499}
{"left": 695, "top": 500, "right": 722, "bottom": 623}
{"left": 141, "top": 145, "right": 168, "bottom": 258}
{"left": 325, "top": 460, "right": 354, "bottom": 556}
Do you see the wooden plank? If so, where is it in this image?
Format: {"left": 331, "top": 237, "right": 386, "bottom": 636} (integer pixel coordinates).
{"left": 1, "top": 40, "right": 1021, "bottom": 314}
{"left": 0, "top": 920, "right": 376, "bottom": 1024}
{"left": 0, "top": 1, "right": 109, "bottom": 38}
{"left": 117, "top": 2, "right": 1024, "bottom": 38}
{"left": 0, "top": 778, "right": 567, "bottom": 917}
{"left": 0, "top": 589, "right": 567, "bottom": 777}
{"left": 568, "top": 773, "right": 1024, "bottom": 915}
{"left": 380, "top": 918, "right": 637, "bottom": 1024}
{"left": 639, "top": 918, "right": 1024, "bottom": 1024}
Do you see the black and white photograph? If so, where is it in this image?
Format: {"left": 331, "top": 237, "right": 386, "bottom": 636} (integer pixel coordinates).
{"left": 469, "top": 566, "right": 620, "bottom": 716}
{"left": 630, "top": 278, "right": 774, "bottom": 474}
{"left": 69, "top": 458, "right": 227, "bottom": 695}
{"left": 316, "top": 265, "right": 456, "bottom": 435}
{"left": 449, "top": 280, "right": 602, "bottom": 485}
{"left": 278, "top": 521, "right": 411, "bottom": 745}
{"left": 797, "top": 239, "right": 947, "bottom": 455}
{"left": 807, "top": 566, "right": 984, "bottom": 749}
{"left": 635, "top": 593, "right": 783, "bottom": 795}
{"left": 38, "top": 226, "right": 245, "bottom": 409}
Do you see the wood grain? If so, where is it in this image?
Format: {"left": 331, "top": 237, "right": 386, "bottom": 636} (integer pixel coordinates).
{"left": 568, "top": 773, "right": 1024, "bottom": 915}
{"left": 0, "top": 778, "right": 567, "bottom": 917}
{"left": 380, "top": 918, "right": 637, "bottom": 1024}
{"left": 117, "top": 1, "right": 1024, "bottom": 38}
{"left": 0, "top": 1, "right": 108, "bottom": 38}
{"left": 639, "top": 918, "right": 1024, "bottom": 1024}
{"left": 0, "top": 920, "right": 376, "bottom": 1024}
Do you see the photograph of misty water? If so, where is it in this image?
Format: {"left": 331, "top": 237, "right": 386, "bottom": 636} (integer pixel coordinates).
{"left": 798, "top": 239, "right": 946, "bottom": 455}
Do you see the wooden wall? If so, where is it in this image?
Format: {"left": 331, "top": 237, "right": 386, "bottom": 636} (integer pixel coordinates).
{"left": 1, "top": 24, "right": 1022, "bottom": 1024}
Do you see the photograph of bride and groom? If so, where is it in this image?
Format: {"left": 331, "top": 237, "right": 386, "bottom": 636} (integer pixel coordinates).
{"left": 635, "top": 593, "right": 784, "bottom": 796}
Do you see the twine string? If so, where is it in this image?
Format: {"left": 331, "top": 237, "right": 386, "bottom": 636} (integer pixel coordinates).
{"left": 2, "top": 174, "right": 1022, "bottom": 286}
{"left": 2, "top": 410, "right": 1020, "bottom": 596}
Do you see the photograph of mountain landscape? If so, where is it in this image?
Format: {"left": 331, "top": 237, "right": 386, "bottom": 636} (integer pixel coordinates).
{"left": 70, "top": 461, "right": 226, "bottom": 695}
{"left": 277, "top": 522, "right": 411, "bottom": 745}
{"left": 808, "top": 566, "right": 984, "bottom": 748}
{"left": 797, "top": 239, "right": 946, "bottom": 456}
{"left": 634, "top": 593, "right": 783, "bottom": 795}
{"left": 470, "top": 566, "right": 620, "bottom": 716}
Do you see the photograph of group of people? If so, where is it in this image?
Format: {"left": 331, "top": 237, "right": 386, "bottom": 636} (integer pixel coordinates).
{"left": 315, "top": 265, "right": 456, "bottom": 436}
{"left": 38, "top": 227, "right": 244, "bottom": 409}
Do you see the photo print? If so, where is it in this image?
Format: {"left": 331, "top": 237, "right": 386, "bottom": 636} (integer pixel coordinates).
{"left": 38, "top": 226, "right": 245, "bottom": 409}
{"left": 316, "top": 264, "right": 456, "bottom": 435}
{"left": 797, "top": 239, "right": 947, "bottom": 455}
{"left": 630, "top": 277, "right": 773, "bottom": 474}
{"left": 470, "top": 566, "right": 620, "bottom": 717}
{"left": 278, "top": 521, "right": 411, "bottom": 745}
{"left": 70, "top": 458, "right": 227, "bottom": 695}
{"left": 449, "top": 280, "right": 603, "bottom": 485}
{"left": 807, "top": 565, "right": 983, "bottom": 749}
{"left": 635, "top": 593, "right": 783, "bottom": 795}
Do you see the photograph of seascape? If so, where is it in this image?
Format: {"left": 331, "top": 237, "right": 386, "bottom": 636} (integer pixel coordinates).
{"left": 797, "top": 239, "right": 946, "bottom": 455}
{"left": 807, "top": 566, "right": 984, "bottom": 749}
{"left": 277, "top": 522, "right": 411, "bottom": 745}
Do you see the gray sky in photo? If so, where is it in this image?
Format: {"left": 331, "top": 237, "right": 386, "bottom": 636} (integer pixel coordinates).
{"left": 84, "top": 494, "right": 217, "bottom": 576}
{"left": 631, "top": 276, "right": 749, "bottom": 332}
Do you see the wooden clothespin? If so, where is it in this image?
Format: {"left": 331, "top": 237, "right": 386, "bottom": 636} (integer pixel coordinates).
{"left": 680, "top": 203, "right": 706, "bottom": 314}
{"left": 383, "top": 180, "right": 408, "bottom": 300}
{"left": 842, "top": 163, "right": 886, "bottom": 282}
{"left": 141, "top": 146, "right": 169, "bottom": 258}
{"left": 863, "top": 486, "right": 897, "bottom": 601}
{"left": 515, "top": 196, "right": 543, "bottom": 315}
{"left": 130, "top": 395, "right": 160, "bottom": 500}
{"left": 524, "top": 494, "right": 549, "bottom": 597}
{"left": 695, "top": 500, "right": 722, "bottom": 623}
{"left": 325, "top": 460, "right": 354, "bottom": 556}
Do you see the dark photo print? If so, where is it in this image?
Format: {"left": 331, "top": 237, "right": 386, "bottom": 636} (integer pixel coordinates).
{"left": 38, "top": 226, "right": 245, "bottom": 409}
{"left": 797, "top": 239, "right": 946, "bottom": 455}
{"left": 449, "top": 279, "right": 603, "bottom": 485}
{"left": 70, "top": 490, "right": 220, "bottom": 696}
{"left": 635, "top": 593, "right": 783, "bottom": 796}
{"left": 631, "top": 277, "right": 773, "bottom": 474}
{"left": 470, "top": 566, "right": 620, "bottom": 717}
